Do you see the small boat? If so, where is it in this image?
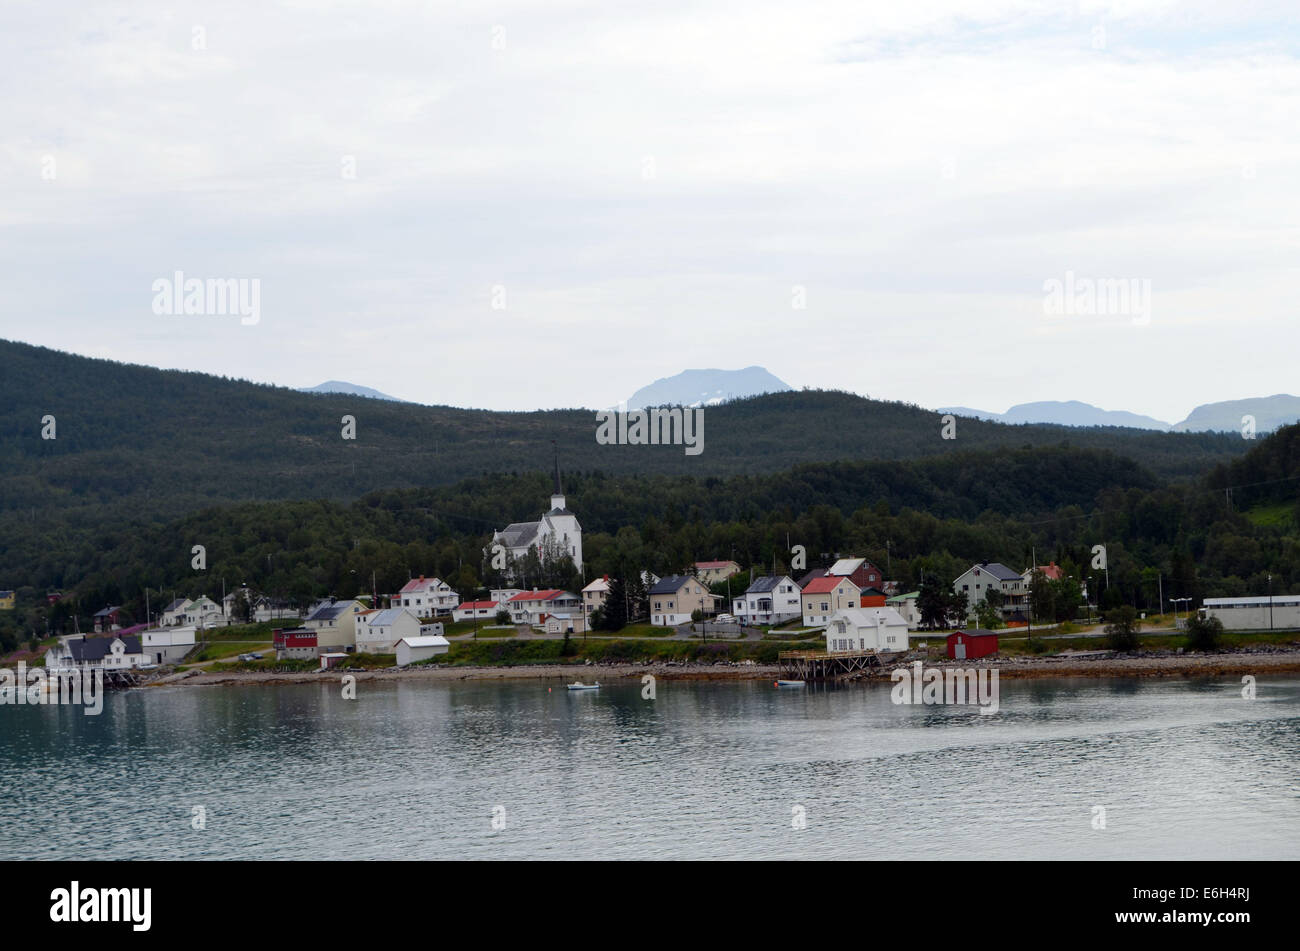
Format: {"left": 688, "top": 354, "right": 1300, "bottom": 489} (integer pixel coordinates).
{"left": 566, "top": 681, "right": 600, "bottom": 690}
{"left": 774, "top": 680, "right": 805, "bottom": 687}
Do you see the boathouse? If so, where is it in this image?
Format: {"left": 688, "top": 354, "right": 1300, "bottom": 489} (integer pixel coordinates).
{"left": 947, "top": 629, "right": 999, "bottom": 660}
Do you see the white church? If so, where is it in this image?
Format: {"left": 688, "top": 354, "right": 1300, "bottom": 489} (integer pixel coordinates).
{"left": 491, "top": 458, "right": 583, "bottom": 575}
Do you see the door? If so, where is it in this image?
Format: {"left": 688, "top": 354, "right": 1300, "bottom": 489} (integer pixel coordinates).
{"left": 955, "top": 639, "right": 966, "bottom": 660}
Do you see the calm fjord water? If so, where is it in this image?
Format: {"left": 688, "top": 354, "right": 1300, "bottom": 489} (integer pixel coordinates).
{"left": 3, "top": 677, "right": 1298, "bottom": 860}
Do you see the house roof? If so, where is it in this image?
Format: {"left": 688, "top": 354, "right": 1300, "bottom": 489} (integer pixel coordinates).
{"left": 399, "top": 576, "right": 443, "bottom": 593}
{"left": 67, "top": 635, "right": 142, "bottom": 662}
{"left": 802, "top": 575, "right": 850, "bottom": 595}
{"left": 457, "top": 601, "right": 499, "bottom": 610}
{"left": 508, "top": 589, "right": 566, "bottom": 603}
{"left": 398, "top": 635, "right": 450, "bottom": 648}
{"left": 827, "top": 558, "right": 866, "bottom": 576}
{"left": 582, "top": 578, "right": 610, "bottom": 592}
{"left": 795, "top": 569, "right": 827, "bottom": 588}
{"left": 828, "top": 607, "right": 908, "bottom": 627}
{"left": 744, "top": 575, "right": 789, "bottom": 594}
{"left": 954, "top": 628, "right": 1000, "bottom": 638}
{"left": 887, "top": 591, "right": 920, "bottom": 602}
{"left": 305, "top": 602, "right": 358, "bottom": 621}
{"left": 162, "top": 599, "right": 190, "bottom": 612}
{"left": 1026, "top": 563, "right": 1065, "bottom": 580}
{"left": 365, "top": 608, "right": 412, "bottom": 626}
{"left": 649, "top": 575, "right": 697, "bottom": 595}
{"left": 497, "top": 521, "right": 542, "bottom": 550}
{"left": 93, "top": 606, "right": 122, "bottom": 617}
{"left": 860, "top": 586, "right": 886, "bottom": 597}
{"left": 966, "top": 562, "right": 1022, "bottom": 582}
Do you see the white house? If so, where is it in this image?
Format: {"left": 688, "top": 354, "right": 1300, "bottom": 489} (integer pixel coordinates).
{"left": 582, "top": 577, "right": 611, "bottom": 614}
{"left": 490, "top": 464, "right": 583, "bottom": 575}
{"left": 1202, "top": 595, "right": 1300, "bottom": 631}
{"left": 885, "top": 591, "right": 921, "bottom": 629}
{"left": 506, "top": 589, "right": 581, "bottom": 625}
{"left": 396, "top": 635, "right": 450, "bottom": 666}
{"left": 392, "top": 577, "right": 459, "bottom": 617}
{"left": 824, "top": 607, "right": 910, "bottom": 653}
{"left": 490, "top": 588, "right": 524, "bottom": 606}
{"left": 184, "top": 596, "right": 224, "bottom": 629}
{"left": 160, "top": 598, "right": 193, "bottom": 627}
{"left": 731, "top": 575, "right": 801, "bottom": 625}
{"left": 47, "top": 634, "right": 147, "bottom": 670}
{"left": 357, "top": 608, "right": 439, "bottom": 654}
{"left": 142, "top": 626, "right": 197, "bottom": 665}
{"left": 453, "top": 600, "right": 500, "bottom": 622}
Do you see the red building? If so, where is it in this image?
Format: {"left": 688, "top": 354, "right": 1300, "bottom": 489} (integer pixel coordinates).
{"left": 947, "top": 628, "right": 999, "bottom": 660}
{"left": 860, "top": 586, "right": 888, "bottom": 607}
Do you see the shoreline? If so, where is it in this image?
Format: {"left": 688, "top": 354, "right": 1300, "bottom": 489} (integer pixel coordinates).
{"left": 160, "top": 647, "right": 1300, "bottom": 687}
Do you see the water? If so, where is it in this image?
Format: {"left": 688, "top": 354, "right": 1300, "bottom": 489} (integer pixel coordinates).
{"left": 2, "top": 676, "right": 1298, "bottom": 859}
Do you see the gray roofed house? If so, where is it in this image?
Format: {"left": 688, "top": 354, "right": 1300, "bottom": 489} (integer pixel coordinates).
{"left": 49, "top": 634, "right": 144, "bottom": 670}
{"left": 953, "top": 562, "right": 1029, "bottom": 622}
{"left": 732, "top": 574, "right": 802, "bottom": 625}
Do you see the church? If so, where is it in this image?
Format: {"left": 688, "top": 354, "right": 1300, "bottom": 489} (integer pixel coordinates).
{"left": 491, "top": 458, "right": 583, "bottom": 575}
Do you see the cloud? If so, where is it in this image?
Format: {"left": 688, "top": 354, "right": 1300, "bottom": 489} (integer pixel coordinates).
{"left": 0, "top": 0, "right": 1296, "bottom": 420}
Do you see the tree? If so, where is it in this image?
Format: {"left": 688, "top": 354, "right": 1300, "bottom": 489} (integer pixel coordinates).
{"left": 974, "top": 598, "right": 1003, "bottom": 630}
{"left": 917, "top": 579, "right": 950, "bottom": 630}
{"left": 1104, "top": 605, "right": 1141, "bottom": 651}
{"left": 1184, "top": 613, "right": 1223, "bottom": 651}
{"left": 1027, "top": 570, "right": 1055, "bottom": 623}
{"left": 946, "top": 590, "right": 969, "bottom": 628}
{"left": 494, "top": 609, "right": 510, "bottom": 625}
{"left": 1050, "top": 577, "right": 1084, "bottom": 622}
{"left": 602, "top": 574, "right": 629, "bottom": 631}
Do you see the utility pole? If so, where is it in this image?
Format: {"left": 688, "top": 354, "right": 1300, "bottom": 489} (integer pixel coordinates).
{"left": 1268, "top": 574, "right": 1274, "bottom": 631}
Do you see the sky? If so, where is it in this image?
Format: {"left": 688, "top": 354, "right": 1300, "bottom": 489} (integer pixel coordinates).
{"left": 1, "top": 0, "right": 1297, "bottom": 419}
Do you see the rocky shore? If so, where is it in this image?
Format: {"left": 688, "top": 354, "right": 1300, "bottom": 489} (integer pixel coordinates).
{"left": 160, "top": 646, "right": 1300, "bottom": 687}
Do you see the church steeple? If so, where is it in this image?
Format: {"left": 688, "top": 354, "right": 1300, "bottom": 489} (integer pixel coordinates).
{"left": 550, "top": 440, "right": 566, "bottom": 511}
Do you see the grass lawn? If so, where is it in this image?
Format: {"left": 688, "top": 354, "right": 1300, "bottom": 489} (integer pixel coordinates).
{"left": 187, "top": 640, "right": 273, "bottom": 662}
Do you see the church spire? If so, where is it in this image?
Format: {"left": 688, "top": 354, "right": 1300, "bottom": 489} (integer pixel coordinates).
{"left": 553, "top": 440, "right": 562, "bottom": 496}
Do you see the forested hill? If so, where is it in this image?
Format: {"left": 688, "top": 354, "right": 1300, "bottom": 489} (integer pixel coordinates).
{"left": 0, "top": 339, "right": 1248, "bottom": 527}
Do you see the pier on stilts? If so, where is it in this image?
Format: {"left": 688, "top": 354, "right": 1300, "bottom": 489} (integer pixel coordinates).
{"left": 778, "top": 649, "right": 900, "bottom": 682}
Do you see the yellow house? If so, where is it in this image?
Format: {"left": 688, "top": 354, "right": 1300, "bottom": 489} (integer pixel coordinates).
{"left": 0, "top": 590, "right": 15, "bottom": 610}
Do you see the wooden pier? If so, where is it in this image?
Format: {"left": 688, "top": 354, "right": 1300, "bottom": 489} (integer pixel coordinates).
{"left": 778, "top": 649, "right": 899, "bottom": 681}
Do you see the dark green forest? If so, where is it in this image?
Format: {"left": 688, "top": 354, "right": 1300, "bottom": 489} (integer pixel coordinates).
{"left": 2, "top": 339, "right": 1297, "bottom": 649}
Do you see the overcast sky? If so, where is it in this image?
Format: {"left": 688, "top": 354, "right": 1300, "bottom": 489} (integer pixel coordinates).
{"left": 2, "top": 1, "right": 1296, "bottom": 420}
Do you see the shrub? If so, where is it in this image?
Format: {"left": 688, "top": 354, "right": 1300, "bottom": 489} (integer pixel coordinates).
{"left": 1184, "top": 614, "right": 1223, "bottom": 652}
{"left": 1103, "top": 606, "right": 1141, "bottom": 652}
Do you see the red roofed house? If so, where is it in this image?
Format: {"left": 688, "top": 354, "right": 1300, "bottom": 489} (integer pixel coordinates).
{"left": 392, "top": 576, "right": 459, "bottom": 617}
{"left": 506, "top": 589, "right": 581, "bottom": 625}
{"left": 694, "top": 560, "right": 741, "bottom": 584}
{"left": 453, "top": 600, "right": 500, "bottom": 622}
{"left": 800, "top": 576, "right": 859, "bottom": 627}
{"left": 1022, "top": 562, "right": 1065, "bottom": 584}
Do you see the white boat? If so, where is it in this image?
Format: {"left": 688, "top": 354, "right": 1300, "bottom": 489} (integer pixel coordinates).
{"left": 566, "top": 681, "right": 600, "bottom": 690}
{"left": 775, "top": 680, "right": 805, "bottom": 687}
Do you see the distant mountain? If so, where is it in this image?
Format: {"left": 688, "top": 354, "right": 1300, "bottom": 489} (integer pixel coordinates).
{"left": 1173, "top": 395, "right": 1300, "bottom": 434}
{"left": 939, "top": 400, "right": 1172, "bottom": 431}
{"left": 626, "top": 366, "right": 791, "bottom": 409}
{"left": 299, "top": 380, "right": 405, "bottom": 402}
